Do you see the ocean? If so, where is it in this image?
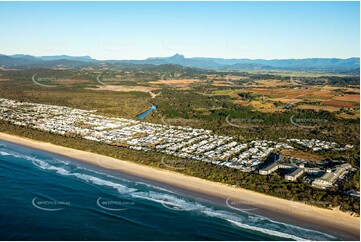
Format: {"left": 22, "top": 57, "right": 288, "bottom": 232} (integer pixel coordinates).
{"left": 0, "top": 140, "right": 337, "bottom": 241}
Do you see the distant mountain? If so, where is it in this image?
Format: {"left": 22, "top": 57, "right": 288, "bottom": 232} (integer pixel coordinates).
{"left": 39, "top": 55, "right": 97, "bottom": 62}
{"left": 0, "top": 54, "right": 44, "bottom": 66}
{"left": 0, "top": 55, "right": 87, "bottom": 68}
{"left": 0, "top": 53, "right": 359, "bottom": 73}
{"left": 153, "top": 55, "right": 360, "bottom": 71}
{"left": 118, "top": 54, "right": 360, "bottom": 72}
{"left": 10, "top": 54, "right": 41, "bottom": 61}
{"left": 9, "top": 54, "right": 96, "bottom": 63}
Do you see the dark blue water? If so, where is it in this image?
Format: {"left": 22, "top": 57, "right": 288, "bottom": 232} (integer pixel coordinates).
{"left": 0, "top": 141, "right": 336, "bottom": 240}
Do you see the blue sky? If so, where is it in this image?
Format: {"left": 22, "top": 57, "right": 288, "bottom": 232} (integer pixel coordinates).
{"left": 0, "top": 1, "right": 359, "bottom": 60}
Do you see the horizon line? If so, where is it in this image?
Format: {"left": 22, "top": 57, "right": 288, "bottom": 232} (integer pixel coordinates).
{"left": 2, "top": 52, "right": 360, "bottom": 61}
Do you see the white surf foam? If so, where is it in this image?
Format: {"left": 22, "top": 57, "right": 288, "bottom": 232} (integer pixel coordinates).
{"left": 131, "top": 189, "right": 335, "bottom": 240}
{"left": 0, "top": 151, "right": 25, "bottom": 159}
{"left": 132, "top": 191, "right": 205, "bottom": 211}
{"left": 226, "top": 219, "right": 307, "bottom": 240}
{"left": 3, "top": 149, "right": 335, "bottom": 240}
{"left": 134, "top": 181, "right": 176, "bottom": 194}
{"left": 71, "top": 172, "right": 136, "bottom": 194}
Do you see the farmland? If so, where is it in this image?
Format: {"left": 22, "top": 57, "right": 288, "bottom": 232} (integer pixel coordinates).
{"left": 148, "top": 79, "right": 201, "bottom": 86}
{"left": 204, "top": 79, "right": 359, "bottom": 116}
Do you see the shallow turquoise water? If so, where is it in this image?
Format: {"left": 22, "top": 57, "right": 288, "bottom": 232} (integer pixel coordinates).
{"left": 136, "top": 105, "right": 157, "bottom": 120}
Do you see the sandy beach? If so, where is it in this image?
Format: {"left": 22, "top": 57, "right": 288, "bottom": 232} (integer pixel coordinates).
{"left": 0, "top": 132, "right": 359, "bottom": 240}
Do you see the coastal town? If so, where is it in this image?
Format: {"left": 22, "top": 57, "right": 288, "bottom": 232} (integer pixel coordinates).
{"left": 1, "top": 1, "right": 360, "bottom": 240}
{"left": 0, "top": 98, "right": 355, "bottom": 190}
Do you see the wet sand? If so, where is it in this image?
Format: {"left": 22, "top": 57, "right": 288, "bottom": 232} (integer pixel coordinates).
{"left": 0, "top": 132, "right": 359, "bottom": 240}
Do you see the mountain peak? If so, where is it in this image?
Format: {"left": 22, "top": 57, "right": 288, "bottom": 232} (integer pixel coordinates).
{"left": 169, "top": 53, "right": 185, "bottom": 59}
{"left": 146, "top": 53, "right": 185, "bottom": 61}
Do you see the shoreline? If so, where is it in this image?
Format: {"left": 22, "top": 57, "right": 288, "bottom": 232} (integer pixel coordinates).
{"left": 0, "top": 132, "right": 359, "bottom": 240}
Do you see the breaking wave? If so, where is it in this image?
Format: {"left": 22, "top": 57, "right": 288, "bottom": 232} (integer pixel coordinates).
{"left": 0, "top": 149, "right": 336, "bottom": 240}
